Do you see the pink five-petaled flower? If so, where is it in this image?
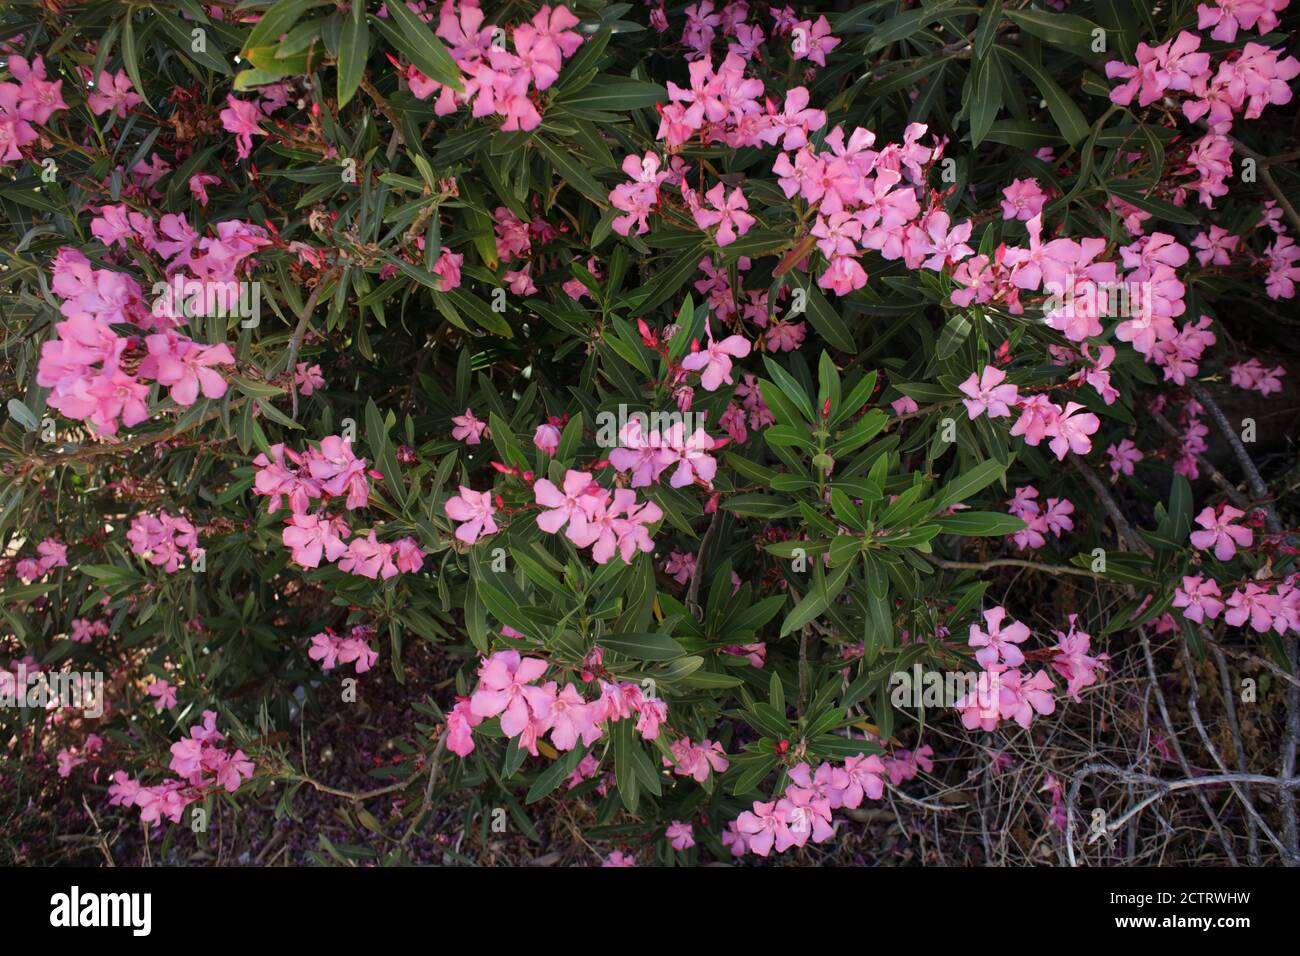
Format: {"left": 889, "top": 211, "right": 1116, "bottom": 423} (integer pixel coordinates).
{"left": 450, "top": 407, "right": 487, "bottom": 445}
{"left": 998, "top": 669, "right": 1057, "bottom": 729}
{"left": 1172, "top": 574, "right": 1225, "bottom": 623}
{"left": 969, "top": 606, "right": 1031, "bottom": 668}
{"left": 665, "top": 820, "right": 696, "bottom": 851}
{"left": 680, "top": 333, "right": 751, "bottom": 391}
{"left": 1189, "top": 505, "right": 1253, "bottom": 561}
{"left": 1106, "top": 439, "right": 1144, "bottom": 477}
{"left": 147, "top": 678, "right": 177, "bottom": 712}
{"left": 958, "top": 365, "right": 1019, "bottom": 419}
{"left": 469, "top": 650, "right": 553, "bottom": 737}
{"left": 87, "top": 69, "right": 142, "bottom": 119}
{"left": 735, "top": 800, "right": 786, "bottom": 857}
{"left": 790, "top": 15, "right": 840, "bottom": 67}
{"left": 534, "top": 469, "right": 602, "bottom": 542}
{"left": 143, "top": 334, "right": 235, "bottom": 406}
{"left": 543, "top": 683, "right": 603, "bottom": 751}
{"left": 282, "top": 512, "right": 349, "bottom": 568}
{"left": 693, "top": 183, "right": 755, "bottom": 246}
{"left": 1000, "top": 178, "right": 1048, "bottom": 221}
{"left": 1046, "top": 402, "right": 1100, "bottom": 460}
{"left": 444, "top": 486, "right": 498, "bottom": 544}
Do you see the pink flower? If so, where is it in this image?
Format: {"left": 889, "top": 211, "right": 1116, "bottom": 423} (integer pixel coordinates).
{"left": 998, "top": 669, "right": 1057, "bottom": 728}
{"left": 533, "top": 422, "right": 562, "bottom": 455}
{"left": 1224, "top": 584, "right": 1279, "bottom": 632}
{"left": 790, "top": 15, "right": 840, "bottom": 67}
{"left": 470, "top": 650, "right": 553, "bottom": 737}
{"left": 775, "top": 786, "right": 835, "bottom": 848}
{"left": 958, "top": 365, "right": 1019, "bottom": 419}
{"left": 444, "top": 486, "right": 498, "bottom": 544}
{"left": 969, "top": 606, "right": 1031, "bottom": 668}
{"left": 147, "top": 678, "right": 178, "bottom": 712}
{"left": 543, "top": 683, "right": 603, "bottom": 751}
{"left": 665, "top": 820, "right": 696, "bottom": 850}
{"left": 142, "top": 334, "right": 235, "bottom": 406}
{"left": 294, "top": 362, "right": 326, "bottom": 396}
{"left": 1046, "top": 402, "right": 1100, "bottom": 460}
{"left": 219, "top": 95, "right": 265, "bottom": 158}
{"left": 836, "top": 753, "right": 886, "bottom": 807}
{"left": 339, "top": 532, "right": 399, "bottom": 580}
{"left": 735, "top": 800, "right": 786, "bottom": 857}
{"left": 680, "top": 333, "right": 751, "bottom": 391}
{"left": 891, "top": 395, "right": 919, "bottom": 415}
{"left": 432, "top": 248, "right": 464, "bottom": 291}
{"left": 87, "top": 69, "right": 142, "bottom": 118}
{"left": 451, "top": 408, "right": 487, "bottom": 445}
{"left": 693, "top": 183, "right": 756, "bottom": 246}
{"left": 1106, "top": 439, "right": 1144, "bottom": 477}
{"left": 446, "top": 696, "right": 483, "bottom": 757}
{"left": 36, "top": 537, "right": 67, "bottom": 571}
{"left": 189, "top": 172, "right": 221, "bottom": 206}
{"left": 1229, "top": 358, "right": 1285, "bottom": 396}
{"left": 1049, "top": 616, "right": 1109, "bottom": 702}
{"left": 667, "top": 736, "right": 729, "bottom": 782}
{"left": 662, "top": 550, "right": 696, "bottom": 585}
{"left": 1189, "top": 505, "right": 1253, "bottom": 560}
{"left": 1000, "top": 178, "right": 1048, "bottom": 221}
{"left": 534, "top": 469, "right": 601, "bottom": 541}
{"left": 1173, "top": 574, "right": 1225, "bottom": 623}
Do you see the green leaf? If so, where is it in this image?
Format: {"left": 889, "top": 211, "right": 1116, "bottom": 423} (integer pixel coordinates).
{"left": 1005, "top": 9, "right": 1100, "bottom": 49}
{"left": 121, "top": 13, "right": 150, "bottom": 109}
{"left": 368, "top": 5, "right": 462, "bottom": 90}
{"left": 534, "top": 136, "right": 608, "bottom": 207}
{"left": 933, "top": 458, "right": 1007, "bottom": 513}
{"left": 967, "top": 53, "right": 1003, "bottom": 148}
{"left": 555, "top": 78, "right": 666, "bottom": 116}
{"left": 999, "top": 47, "right": 1089, "bottom": 145}
{"left": 525, "top": 744, "right": 592, "bottom": 804}
{"left": 789, "top": 271, "right": 856, "bottom": 353}
{"left": 487, "top": 412, "right": 529, "bottom": 471}
{"left": 932, "top": 511, "right": 1026, "bottom": 536}
{"left": 337, "top": 5, "right": 368, "bottom": 107}
{"left": 600, "top": 631, "right": 685, "bottom": 661}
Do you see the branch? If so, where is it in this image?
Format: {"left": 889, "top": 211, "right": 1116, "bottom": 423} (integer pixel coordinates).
{"left": 927, "top": 556, "right": 1107, "bottom": 581}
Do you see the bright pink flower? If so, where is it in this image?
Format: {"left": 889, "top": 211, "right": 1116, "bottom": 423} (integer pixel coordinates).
{"left": 693, "top": 183, "right": 756, "bottom": 246}
{"left": 1046, "top": 402, "right": 1100, "bottom": 460}
{"left": 790, "top": 15, "right": 840, "bottom": 67}
{"left": 219, "top": 95, "right": 265, "bottom": 158}
{"left": 1189, "top": 505, "right": 1253, "bottom": 560}
{"left": 470, "top": 650, "right": 553, "bottom": 737}
{"left": 1173, "top": 574, "right": 1225, "bottom": 623}
{"left": 680, "top": 332, "right": 751, "bottom": 391}
{"left": 87, "top": 69, "right": 142, "bottom": 118}
{"left": 969, "top": 606, "right": 1031, "bottom": 668}
{"left": 444, "top": 486, "right": 498, "bottom": 544}
{"left": 432, "top": 248, "right": 463, "bottom": 291}
{"left": 1000, "top": 178, "right": 1048, "bottom": 221}
{"left": 665, "top": 820, "right": 696, "bottom": 850}
{"left": 998, "top": 669, "right": 1057, "bottom": 728}
{"left": 534, "top": 469, "right": 602, "bottom": 541}
{"left": 958, "top": 365, "right": 1019, "bottom": 420}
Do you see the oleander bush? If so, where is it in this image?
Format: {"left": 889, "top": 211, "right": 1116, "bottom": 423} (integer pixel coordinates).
{"left": 1, "top": 0, "right": 1299, "bottom": 866}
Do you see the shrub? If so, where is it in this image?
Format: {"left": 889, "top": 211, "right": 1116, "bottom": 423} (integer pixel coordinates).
{"left": 1, "top": 0, "right": 1297, "bottom": 866}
